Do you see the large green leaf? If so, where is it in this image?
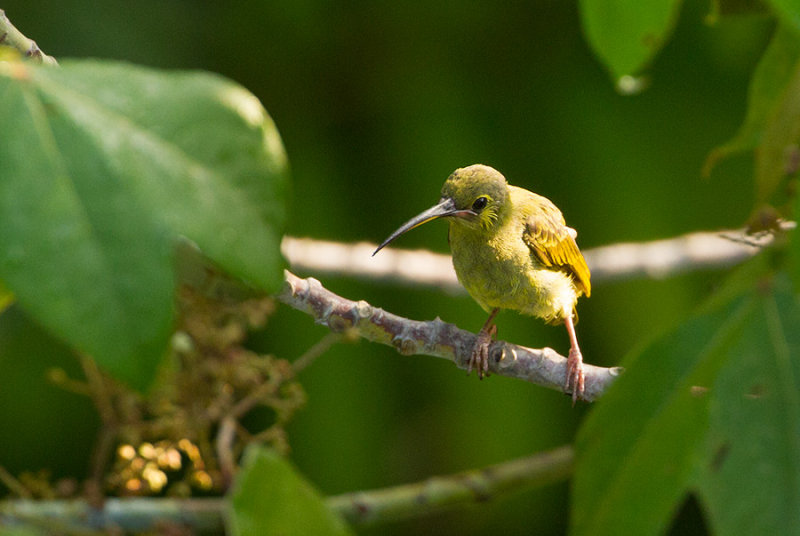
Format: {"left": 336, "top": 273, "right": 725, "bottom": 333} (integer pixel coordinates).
{"left": 694, "top": 281, "right": 800, "bottom": 534}
{"left": 571, "top": 293, "right": 752, "bottom": 535}
{"left": 228, "top": 446, "right": 353, "bottom": 536}
{"left": 0, "top": 59, "right": 288, "bottom": 389}
{"left": 703, "top": 23, "right": 800, "bottom": 177}
{"left": 579, "top": 0, "right": 683, "bottom": 81}
{"left": 572, "top": 259, "right": 800, "bottom": 535}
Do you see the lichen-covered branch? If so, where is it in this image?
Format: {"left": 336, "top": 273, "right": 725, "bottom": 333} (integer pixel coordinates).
{"left": 0, "top": 10, "right": 58, "bottom": 65}
{"left": 282, "top": 223, "right": 794, "bottom": 291}
{"left": 0, "top": 446, "right": 573, "bottom": 531}
{"left": 278, "top": 270, "right": 622, "bottom": 402}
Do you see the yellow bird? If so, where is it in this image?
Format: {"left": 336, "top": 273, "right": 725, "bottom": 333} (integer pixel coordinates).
{"left": 373, "top": 164, "right": 591, "bottom": 402}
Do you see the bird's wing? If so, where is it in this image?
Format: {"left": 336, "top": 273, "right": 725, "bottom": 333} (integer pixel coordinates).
{"left": 522, "top": 201, "right": 591, "bottom": 297}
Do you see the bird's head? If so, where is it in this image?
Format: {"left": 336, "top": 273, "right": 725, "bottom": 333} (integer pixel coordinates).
{"left": 441, "top": 164, "right": 509, "bottom": 231}
{"left": 373, "top": 164, "right": 510, "bottom": 255}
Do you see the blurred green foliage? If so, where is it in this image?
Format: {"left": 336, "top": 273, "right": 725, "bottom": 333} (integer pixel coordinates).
{"left": 0, "top": 0, "right": 791, "bottom": 534}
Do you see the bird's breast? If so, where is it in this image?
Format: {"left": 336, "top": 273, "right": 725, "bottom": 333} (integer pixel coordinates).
{"left": 449, "top": 222, "right": 578, "bottom": 323}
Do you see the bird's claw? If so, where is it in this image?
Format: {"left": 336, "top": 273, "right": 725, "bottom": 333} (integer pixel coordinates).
{"left": 565, "top": 348, "right": 585, "bottom": 405}
{"left": 468, "top": 324, "right": 497, "bottom": 379}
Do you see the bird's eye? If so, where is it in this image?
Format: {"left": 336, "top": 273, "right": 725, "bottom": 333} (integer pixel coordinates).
{"left": 472, "top": 197, "right": 488, "bottom": 211}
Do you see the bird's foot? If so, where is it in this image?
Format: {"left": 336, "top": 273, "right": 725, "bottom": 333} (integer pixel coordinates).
{"left": 468, "top": 324, "right": 497, "bottom": 379}
{"left": 565, "top": 347, "right": 585, "bottom": 405}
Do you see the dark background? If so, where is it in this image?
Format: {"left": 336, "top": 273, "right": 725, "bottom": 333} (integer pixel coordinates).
{"left": 0, "top": 1, "right": 768, "bottom": 534}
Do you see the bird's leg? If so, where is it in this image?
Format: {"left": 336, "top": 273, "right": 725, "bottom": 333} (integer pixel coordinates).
{"left": 468, "top": 308, "right": 500, "bottom": 379}
{"left": 564, "top": 313, "right": 584, "bottom": 404}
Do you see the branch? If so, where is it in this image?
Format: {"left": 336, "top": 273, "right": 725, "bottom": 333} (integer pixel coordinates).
{"left": 282, "top": 223, "right": 794, "bottom": 290}
{"left": 327, "top": 445, "right": 573, "bottom": 525}
{"left": 0, "top": 497, "right": 226, "bottom": 534}
{"left": 0, "top": 10, "right": 58, "bottom": 65}
{"left": 0, "top": 446, "right": 573, "bottom": 531}
{"left": 277, "top": 270, "right": 622, "bottom": 402}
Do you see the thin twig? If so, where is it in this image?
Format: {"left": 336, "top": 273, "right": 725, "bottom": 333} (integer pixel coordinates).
{"left": 215, "top": 416, "right": 237, "bottom": 491}
{"left": 292, "top": 332, "right": 342, "bottom": 373}
{"left": 0, "top": 465, "right": 31, "bottom": 499}
{"left": 277, "top": 271, "right": 622, "bottom": 402}
{"left": 80, "top": 356, "right": 119, "bottom": 496}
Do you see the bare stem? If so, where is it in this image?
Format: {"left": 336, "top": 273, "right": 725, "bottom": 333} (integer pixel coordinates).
{"left": 328, "top": 445, "right": 574, "bottom": 526}
{"left": 0, "top": 465, "right": 31, "bottom": 499}
{"left": 292, "top": 332, "right": 342, "bottom": 373}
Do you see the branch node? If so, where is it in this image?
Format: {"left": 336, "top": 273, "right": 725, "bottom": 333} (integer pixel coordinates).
{"left": 26, "top": 40, "right": 42, "bottom": 59}
{"left": 355, "top": 300, "right": 374, "bottom": 320}
{"left": 609, "top": 366, "right": 625, "bottom": 376}
{"left": 392, "top": 334, "right": 417, "bottom": 356}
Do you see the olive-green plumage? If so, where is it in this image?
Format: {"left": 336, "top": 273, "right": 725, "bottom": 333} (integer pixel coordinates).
{"left": 374, "top": 164, "right": 591, "bottom": 402}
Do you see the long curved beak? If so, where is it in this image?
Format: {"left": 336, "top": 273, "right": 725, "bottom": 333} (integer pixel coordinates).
{"left": 373, "top": 197, "right": 463, "bottom": 256}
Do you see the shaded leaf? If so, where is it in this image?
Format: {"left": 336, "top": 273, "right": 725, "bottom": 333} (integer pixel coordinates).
{"left": 755, "top": 59, "right": 800, "bottom": 203}
{"left": 792, "top": 194, "right": 800, "bottom": 291}
{"left": 703, "top": 24, "right": 800, "bottom": 176}
{"left": 0, "top": 59, "right": 288, "bottom": 389}
{"left": 695, "top": 281, "right": 800, "bottom": 534}
{"left": 228, "top": 446, "right": 353, "bottom": 536}
{"left": 578, "top": 0, "right": 683, "bottom": 81}
{"left": 706, "top": 0, "right": 768, "bottom": 21}
{"left": 0, "top": 527, "right": 46, "bottom": 536}
{"left": 0, "top": 280, "right": 13, "bottom": 315}
{"left": 0, "top": 305, "right": 98, "bottom": 475}
{"left": 571, "top": 269, "right": 759, "bottom": 535}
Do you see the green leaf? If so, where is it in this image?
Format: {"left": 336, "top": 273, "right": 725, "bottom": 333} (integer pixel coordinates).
{"left": 0, "top": 279, "right": 14, "bottom": 314}
{"left": 755, "top": 58, "right": 800, "bottom": 203}
{"left": 792, "top": 195, "right": 800, "bottom": 290}
{"left": 228, "top": 446, "right": 353, "bottom": 536}
{"left": 0, "top": 527, "right": 46, "bottom": 536}
{"left": 706, "top": 0, "right": 768, "bottom": 21}
{"left": 0, "top": 59, "right": 288, "bottom": 389}
{"left": 695, "top": 282, "right": 800, "bottom": 534}
{"left": 571, "top": 287, "right": 756, "bottom": 535}
{"left": 703, "top": 24, "right": 800, "bottom": 176}
{"left": 578, "top": 0, "right": 683, "bottom": 81}
{"left": 768, "top": 0, "right": 800, "bottom": 32}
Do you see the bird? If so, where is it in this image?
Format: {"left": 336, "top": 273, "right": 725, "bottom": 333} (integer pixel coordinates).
{"left": 373, "top": 164, "right": 591, "bottom": 403}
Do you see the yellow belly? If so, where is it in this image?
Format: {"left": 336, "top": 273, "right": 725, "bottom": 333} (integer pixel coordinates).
{"left": 449, "top": 221, "right": 578, "bottom": 324}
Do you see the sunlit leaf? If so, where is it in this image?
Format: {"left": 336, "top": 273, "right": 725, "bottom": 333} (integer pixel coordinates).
{"left": 0, "top": 59, "right": 288, "bottom": 389}
{"left": 228, "top": 446, "right": 353, "bottom": 536}
{"left": 578, "top": 0, "right": 683, "bottom": 81}
{"left": 695, "top": 281, "right": 800, "bottom": 535}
